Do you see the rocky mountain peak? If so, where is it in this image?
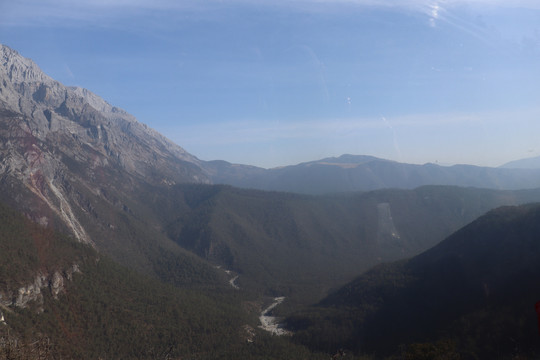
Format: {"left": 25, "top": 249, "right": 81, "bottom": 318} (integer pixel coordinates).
{"left": 0, "top": 44, "right": 53, "bottom": 85}
{"left": 0, "top": 43, "right": 210, "bottom": 245}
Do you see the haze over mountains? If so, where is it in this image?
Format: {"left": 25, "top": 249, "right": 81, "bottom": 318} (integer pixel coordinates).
{"left": 208, "top": 154, "right": 540, "bottom": 194}
{"left": 3, "top": 43, "right": 539, "bottom": 198}
{"left": 2, "top": 43, "right": 540, "bottom": 358}
{"left": 289, "top": 203, "right": 540, "bottom": 357}
{"left": 500, "top": 155, "right": 540, "bottom": 170}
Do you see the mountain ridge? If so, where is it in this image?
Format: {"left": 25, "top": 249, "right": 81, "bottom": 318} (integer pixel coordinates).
{"left": 0, "top": 44, "right": 206, "bottom": 184}
{"left": 207, "top": 154, "right": 540, "bottom": 194}
{"left": 0, "top": 43, "right": 211, "bottom": 245}
{"left": 4, "top": 42, "right": 540, "bottom": 359}
{"left": 4, "top": 42, "right": 540, "bottom": 301}
{"left": 5, "top": 42, "right": 540, "bottom": 197}
{"left": 500, "top": 155, "right": 540, "bottom": 169}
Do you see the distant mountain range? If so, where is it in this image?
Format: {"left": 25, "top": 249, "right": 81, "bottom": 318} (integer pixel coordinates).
{"left": 3, "top": 42, "right": 540, "bottom": 358}
{"left": 4, "top": 42, "right": 538, "bottom": 288}
{"left": 500, "top": 155, "right": 540, "bottom": 169}
{"left": 3, "top": 44, "right": 540, "bottom": 201}
{"left": 207, "top": 154, "right": 540, "bottom": 194}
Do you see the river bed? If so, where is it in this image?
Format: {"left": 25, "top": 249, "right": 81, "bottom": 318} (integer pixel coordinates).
{"left": 258, "top": 296, "right": 291, "bottom": 335}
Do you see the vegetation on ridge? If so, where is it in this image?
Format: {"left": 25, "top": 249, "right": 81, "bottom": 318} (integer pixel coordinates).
{"left": 287, "top": 203, "right": 540, "bottom": 358}
{"left": 0, "top": 200, "right": 335, "bottom": 359}
{"left": 161, "top": 184, "right": 540, "bottom": 309}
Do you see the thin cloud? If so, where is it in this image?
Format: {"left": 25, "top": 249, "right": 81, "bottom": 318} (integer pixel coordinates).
{"left": 428, "top": 2, "right": 440, "bottom": 28}
{"left": 63, "top": 64, "right": 75, "bottom": 79}
{"left": 418, "top": 1, "right": 496, "bottom": 46}
{"left": 4, "top": 0, "right": 540, "bottom": 28}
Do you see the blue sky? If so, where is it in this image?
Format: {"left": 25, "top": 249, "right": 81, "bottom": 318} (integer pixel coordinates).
{"left": 1, "top": 0, "right": 540, "bottom": 168}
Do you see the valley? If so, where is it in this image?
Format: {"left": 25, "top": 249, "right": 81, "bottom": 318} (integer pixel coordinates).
{"left": 288, "top": 203, "right": 540, "bottom": 358}
{"left": 1, "top": 43, "right": 540, "bottom": 359}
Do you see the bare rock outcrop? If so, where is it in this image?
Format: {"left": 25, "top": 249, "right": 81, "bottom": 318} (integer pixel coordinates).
{"left": 0, "top": 264, "right": 81, "bottom": 311}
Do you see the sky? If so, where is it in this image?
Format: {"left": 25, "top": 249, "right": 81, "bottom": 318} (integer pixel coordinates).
{"left": 1, "top": 0, "right": 540, "bottom": 168}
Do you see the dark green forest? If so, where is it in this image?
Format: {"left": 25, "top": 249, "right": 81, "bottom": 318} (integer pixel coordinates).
{"left": 0, "top": 201, "right": 333, "bottom": 359}
{"left": 287, "top": 203, "right": 540, "bottom": 359}
{"left": 4, "top": 186, "right": 540, "bottom": 359}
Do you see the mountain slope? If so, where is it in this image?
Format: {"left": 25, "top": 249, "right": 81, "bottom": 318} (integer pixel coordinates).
{"left": 0, "top": 200, "right": 333, "bottom": 360}
{"left": 288, "top": 203, "right": 540, "bottom": 358}
{"left": 0, "top": 44, "right": 226, "bottom": 282}
{"left": 0, "top": 44, "right": 207, "bottom": 187}
{"left": 207, "top": 154, "right": 540, "bottom": 194}
{"left": 5, "top": 43, "right": 540, "bottom": 358}
{"left": 7, "top": 44, "right": 540, "bottom": 356}
{"left": 161, "top": 184, "right": 540, "bottom": 308}
{"left": 500, "top": 155, "right": 540, "bottom": 169}
{"left": 0, "top": 43, "right": 208, "bottom": 233}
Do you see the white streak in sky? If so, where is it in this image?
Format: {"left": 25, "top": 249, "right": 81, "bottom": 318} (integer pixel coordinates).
{"left": 381, "top": 116, "right": 402, "bottom": 162}
{"left": 423, "top": 2, "right": 495, "bottom": 46}
{"left": 428, "top": 2, "right": 440, "bottom": 28}
{"left": 63, "top": 64, "right": 75, "bottom": 79}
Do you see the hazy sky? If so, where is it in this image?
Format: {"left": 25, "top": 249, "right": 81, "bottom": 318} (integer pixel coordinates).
{"left": 1, "top": 0, "right": 540, "bottom": 168}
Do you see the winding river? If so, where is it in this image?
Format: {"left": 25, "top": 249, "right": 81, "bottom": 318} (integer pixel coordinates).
{"left": 216, "top": 267, "right": 290, "bottom": 335}
{"left": 258, "top": 296, "right": 291, "bottom": 335}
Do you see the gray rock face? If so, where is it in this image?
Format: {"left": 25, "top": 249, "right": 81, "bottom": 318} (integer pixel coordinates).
{"left": 0, "top": 264, "right": 81, "bottom": 311}
{"left": 0, "top": 44, "right": 210, "bottom": 244}
{"left": 0, "top": 44, "right": 206, "bottom": 178}
{"left": 50, "top": 271, "right": 64, "bottom": 299}
{"left": 14, "top": 273, "right": 47, "bottom": 308}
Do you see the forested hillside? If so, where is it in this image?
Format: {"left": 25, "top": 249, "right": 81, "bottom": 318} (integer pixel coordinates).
{"left": 3, "top": 41, "right": 540, "bottom": 360}
{"left": 0, "top": 200, "right": 331, "bottom": 359}
{"left": 287, "top": 203, "right": 540, "bottom": 358}
{"left": 159, "top": 184, "right": 540, "bottom": 308}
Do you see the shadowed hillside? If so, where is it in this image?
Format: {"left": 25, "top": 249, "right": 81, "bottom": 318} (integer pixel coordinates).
{"left": 288, "top": 203, "right": 540, "bottom": 358}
